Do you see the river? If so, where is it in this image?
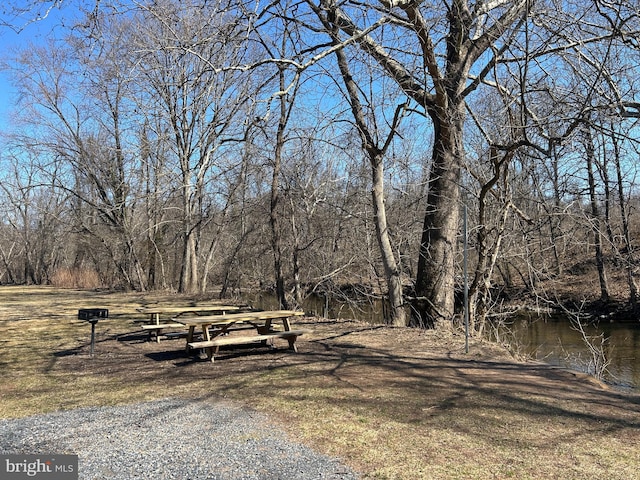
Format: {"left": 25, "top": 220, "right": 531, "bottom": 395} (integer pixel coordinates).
{"left": 246, "top": 292, "right": 640, "bottom": 392}
{"left": 491, "top": 314, "right": 640, "bottom": 392}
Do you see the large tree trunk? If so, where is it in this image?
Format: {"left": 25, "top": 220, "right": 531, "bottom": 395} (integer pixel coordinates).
{"left": 413, "top": 105, "right": 464, "bottom": 328}
{"left": 179, "top": 228, "right": 199, "bottom": 293}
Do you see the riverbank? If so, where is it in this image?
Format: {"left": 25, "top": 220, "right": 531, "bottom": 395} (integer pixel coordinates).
{"left": 1, "top": 286, "right": 639, "bottom": 479}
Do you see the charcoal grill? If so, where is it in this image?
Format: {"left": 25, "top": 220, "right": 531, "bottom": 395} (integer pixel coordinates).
{"left": 78, "top": 308, "right": 108, "bottom": 356}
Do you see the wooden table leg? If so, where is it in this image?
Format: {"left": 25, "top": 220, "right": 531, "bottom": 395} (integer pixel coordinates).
{"left": 201, "top": 325, "right": 210, "bottom": 341}
{"left": 148, "top": 313, "right": 162, "bottom": 342}
{"left": 186, "top": 326, "right": 195, "bottom": 352}
{"left": 282, "top": 317, "right": 292, "bottom": 331}
{"left": 202, "top": 324, "right": 214, "bottom": 362}
{"left": 287, "top": 335, "right": 299, "bottom": 352}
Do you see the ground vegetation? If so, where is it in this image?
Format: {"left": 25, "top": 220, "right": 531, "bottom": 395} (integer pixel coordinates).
{"left": 0, "top": 286, "right": 638, "bottom": 479}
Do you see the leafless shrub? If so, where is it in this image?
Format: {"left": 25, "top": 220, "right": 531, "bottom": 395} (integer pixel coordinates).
{"left": 559, "top": 301, "right": 611, "bottom": 381}
{"left": 485, "top": 314, "right": 532, "bottom": 361}
{"left": 50, "top": 268, "right": 103, "bottom": 289}
{"left": 569, "top": 316, "right": 611, "bottom": 381}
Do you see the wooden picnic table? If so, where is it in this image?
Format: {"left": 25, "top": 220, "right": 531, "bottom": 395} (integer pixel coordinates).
{"left": 172, "top": 310, "right": 310, "bottom": 362}
{"left": 137, "top": 304, "right": 240, "bottom": 342}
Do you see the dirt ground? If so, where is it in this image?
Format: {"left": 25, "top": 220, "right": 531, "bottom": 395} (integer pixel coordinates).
{"left": 1, "top": 286, "right": 640, "bottom": 479}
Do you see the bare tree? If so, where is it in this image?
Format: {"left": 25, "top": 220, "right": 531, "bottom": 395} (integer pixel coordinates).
{"left": 609, "top": 123, "right": 640, "bottom": 309}
{"left": 329, "top": 41, "right": 409, "bottom": 325}
{"left": 582, "top": 123, "right": 610, "bottom": 301}
{"left": 7, "top": 30, "right": 151, "bottom": 289}
{"left": 129, "top": 0, "right": 260, "bottom": 293}
{"left": 0, "top": 148, "right": 69, "bottom": 284}
{"left": 300, "top": 0, "right": 535, "bottom": 327}
{"left": 251, "top": 6, "right": 303, "bottom": 309}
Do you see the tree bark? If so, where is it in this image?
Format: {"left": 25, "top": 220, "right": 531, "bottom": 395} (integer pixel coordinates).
{"left": 179, "top": 213, "right": 199, "bottom": 293}
{"left": 371, "top": 154, "right": 407, "bottom": 326}
{"left": 270, "top": 66, "right": 290, "bottom": 310}
{"left": 414, "top": 104, "right": 464, "bottom": 327}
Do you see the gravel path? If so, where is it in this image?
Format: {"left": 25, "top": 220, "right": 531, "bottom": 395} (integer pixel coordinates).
{"left": 0, "top": 398, "right": 358, "bottom": 480}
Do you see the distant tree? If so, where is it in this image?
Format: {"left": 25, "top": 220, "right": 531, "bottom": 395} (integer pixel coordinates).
{"left": 252, "top": 4, "right": 301, "bottom": 309}
{"left": 582, "top": 123, "right": 610, "bottom": 301}
{"left": 0, "top": 148, "right": 69, "bottom": 284}
{"left": 7, "top": 30, "right": 149, "bottom": 289}
{"left": 128, "top": 0, "right": 261, "bottom": 293}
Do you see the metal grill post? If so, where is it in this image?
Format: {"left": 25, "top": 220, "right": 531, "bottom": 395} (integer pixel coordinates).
{"left": 90, "top": 319, "right": 97, "bottom": 356}
{"left": 78, "top": 309, "right": 109, "bottom": 356}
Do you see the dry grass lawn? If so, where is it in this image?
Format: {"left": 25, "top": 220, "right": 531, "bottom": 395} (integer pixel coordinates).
{"left": 1, "top": 286, "right": 639, "bottom": 479}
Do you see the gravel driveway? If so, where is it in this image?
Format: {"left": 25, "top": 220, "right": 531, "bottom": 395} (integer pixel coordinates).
{"left": 0, "top": 398, "right": 358, "bottom": 480}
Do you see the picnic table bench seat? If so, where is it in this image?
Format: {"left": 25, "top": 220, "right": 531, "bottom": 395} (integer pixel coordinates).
{"left": 188, "top": 329, "right": 312, "bottom": 361}
{"left": 163, "top": 331, "right": 190, "bottom": 339}
{"left": 140, "top": 322, "right": 185, "bottom": 342}
{"left": 141, "top": 322, "right": 184, "bottom": 330}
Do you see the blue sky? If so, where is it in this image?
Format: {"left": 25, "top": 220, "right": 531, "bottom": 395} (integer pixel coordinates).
{"left": 0, "top": 10, "right": 69, "bottom": 131}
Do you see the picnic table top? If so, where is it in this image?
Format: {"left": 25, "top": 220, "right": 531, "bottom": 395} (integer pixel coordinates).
{"left": 137, "top": 305, "right": 240, "bottom": 315}
{"left": 172, "top": 310, "right": 305, "bottom": 325}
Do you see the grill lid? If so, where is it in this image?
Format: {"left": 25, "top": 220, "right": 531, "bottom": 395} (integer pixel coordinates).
{"left": 78, "top": 309, "right": 109, "bottom": 321}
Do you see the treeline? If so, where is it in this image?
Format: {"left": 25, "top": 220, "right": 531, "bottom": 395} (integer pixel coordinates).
{"left": 0, "top": 0, "right": 639, "bottom": 329}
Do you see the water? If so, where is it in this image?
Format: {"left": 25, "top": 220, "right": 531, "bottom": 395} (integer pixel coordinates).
{"left": 490, "top": 314, "right": 640, "bottom": 392}
{"left": 246, "top": 291, "right": 386, "bottom": 324}
{"left": 245, "top": 291, "right": 640, "bottom": 391}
